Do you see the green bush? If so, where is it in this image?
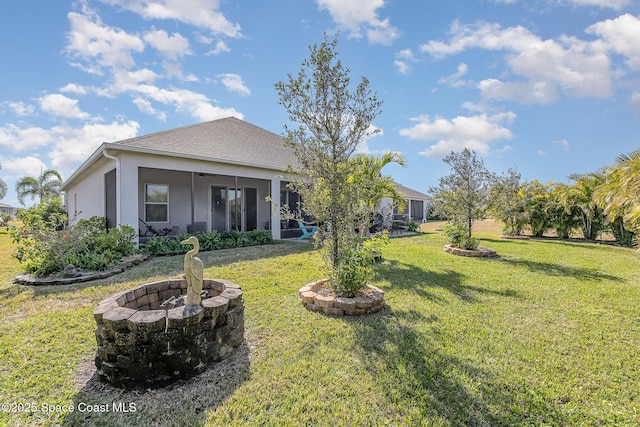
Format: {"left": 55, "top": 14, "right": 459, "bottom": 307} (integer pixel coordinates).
{"left": 328, "top": 233, "right": 387, "bottom": 298}
{"left": 12, "top": 206, "right": 136, "bottom": 277}
{"left": 142, "top": 230, "right": 273, "bottom": 256}
{"left": 441, "top": 222, "right": 466, "bottom": 246}
{"left": 460, "top": 236, "right": 479, "bottom": 250}
{"left": 408, "top": 222, "right": 419, "bottom": 232}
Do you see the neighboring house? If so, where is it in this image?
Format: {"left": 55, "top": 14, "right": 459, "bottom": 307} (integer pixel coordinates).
{"left": 0, "top": 202, "right": 19, "bottom": 216}
{"left": 393, "top": 183, "right": 431, "bottom": 222}
{"left": 61, "top": 117, "right": 430, "bottom": 242}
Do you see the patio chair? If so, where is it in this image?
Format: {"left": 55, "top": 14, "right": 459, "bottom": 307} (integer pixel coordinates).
{"left": 297, "top": 220, "right": 318, "bottom": 240}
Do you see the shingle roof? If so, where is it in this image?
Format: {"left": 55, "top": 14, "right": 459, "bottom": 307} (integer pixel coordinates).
{"left": 395, "top": 183, "right": 430, "bottom": 200}
{"left": 112, "top": 116, "right": 293, "bottom": 170}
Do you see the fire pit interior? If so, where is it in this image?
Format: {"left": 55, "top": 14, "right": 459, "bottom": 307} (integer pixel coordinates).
{"left": 93, "top": 278, "right": 244, "bottom": 389}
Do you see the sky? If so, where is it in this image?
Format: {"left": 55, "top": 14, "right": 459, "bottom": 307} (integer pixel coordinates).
{"left": 1, "top": 0, "right": 640, "bottom": 208}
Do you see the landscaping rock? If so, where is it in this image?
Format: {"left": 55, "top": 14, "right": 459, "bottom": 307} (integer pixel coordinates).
{"left": 93, "top": 278, "right": 244, "bottom": 389}
{"left": 298, "top": 279, "right": 385, "bottom": 316}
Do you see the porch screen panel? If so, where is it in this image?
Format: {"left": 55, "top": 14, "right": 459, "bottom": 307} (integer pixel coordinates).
{"left": 212, "top": 186, "right": 227, "bottom": 232}
{"left": 145, "top": 184, "right": 168, "bottom": 222}
{"left": 410, "top": 200, "right": 423, "bottom": 220}
{"left": 229, "top": 188, "right": 242, "bottom": 231}
{"left": 245, "top": 188, "right": 258, "bottom": 231}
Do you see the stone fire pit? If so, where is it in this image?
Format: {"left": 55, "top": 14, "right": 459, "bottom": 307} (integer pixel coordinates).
{"left": 93, "top": 278, "right": 244, "bottom": 389}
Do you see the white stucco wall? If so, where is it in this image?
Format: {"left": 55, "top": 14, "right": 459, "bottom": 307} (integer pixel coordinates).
{"left": 64, "top": 157, "right": 116, "bottom": 225}
{"left": 64, "top": 149, "right": 284, "bottom": 239}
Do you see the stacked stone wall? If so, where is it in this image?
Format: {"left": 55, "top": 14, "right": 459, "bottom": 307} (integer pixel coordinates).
{"left": 93, "top": 278, "right": 244, "bottom": 389}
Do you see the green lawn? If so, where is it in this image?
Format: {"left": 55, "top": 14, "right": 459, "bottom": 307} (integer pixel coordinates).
{"left": 1, "top": 230, "right": 639, "bottom": 426}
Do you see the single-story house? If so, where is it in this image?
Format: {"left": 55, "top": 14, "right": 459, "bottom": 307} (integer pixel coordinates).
{"left": 0, "top": 202, "right": 19, "bottom": 216}
{"left": 61, "top": 117, "right": 429, "bottom": 243}
{"left": 392, "top": 183, "right": 431, "bottom": 223}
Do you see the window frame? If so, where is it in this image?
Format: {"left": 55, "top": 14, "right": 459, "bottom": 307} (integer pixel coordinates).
{"left": 144, "top": 183, "right": 169, "bottom": 223}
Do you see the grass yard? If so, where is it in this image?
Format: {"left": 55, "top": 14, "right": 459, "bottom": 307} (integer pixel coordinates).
{"left": 1, "top": 225, "right": 639, "bottom": 426}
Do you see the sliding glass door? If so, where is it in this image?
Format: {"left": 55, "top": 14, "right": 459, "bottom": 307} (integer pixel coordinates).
{"left": 211, "top": 186, "right": 258, "bottom": 232}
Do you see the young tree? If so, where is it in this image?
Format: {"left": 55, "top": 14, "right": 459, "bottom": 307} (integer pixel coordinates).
{"left": 275, "top": 34, "right": 383, "bottom": 296}
{"left": 0, "top": 163, "right": 6, "bottom": 200}
{"left": 488, "top": 168, "right": 526, "bottom": 236}
{"left": 430, "top": 149, "right": 496, "bottom": 239}
{"left": 15, "top": 169, "right": 63, "bottom": 205}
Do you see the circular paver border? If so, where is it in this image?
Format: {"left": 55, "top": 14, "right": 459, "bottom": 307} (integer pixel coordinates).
{"left": 298, "top": 278, "right": 384, "bottom": 316}
{"left": 443, "top": 244, "right": 497, "bottom": 257}
{"left": 499, "top": 235, "right": 530, "bottom": 240}
{"left": 14, "top": 254, "right": 149, "bottom": 286}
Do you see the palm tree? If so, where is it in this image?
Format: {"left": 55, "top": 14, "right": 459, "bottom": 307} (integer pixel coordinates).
{"left": 520, "top": 180, "right": 551, "bottom": 237}
{"left": 349, "top": 151, "right": 407, "bottom": 235}
{"left": 593, "top": 149, "right": 640, "bottom": 245}
{"left": 15, "top": 169, "right": 63, "bottom": 205}
{"left": 0, "top": 163, "right": 7, "bottom": 200}
{"left": 568, "top": 172, "right": 606, "bottom": 240}
{"left": 546, "top": 182, "right": 581, "bottom": 239}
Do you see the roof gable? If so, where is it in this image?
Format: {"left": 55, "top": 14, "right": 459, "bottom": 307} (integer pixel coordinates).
{"left": 113, "top": 117, "right": 293, "bottom": 170}
{"left": 395, "top": 183, "right": 430, "bottom": 200}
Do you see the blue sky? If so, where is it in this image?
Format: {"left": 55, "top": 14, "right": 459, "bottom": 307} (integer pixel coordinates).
{"left": 1, "top": 0, "right": 640, "bottom": 207}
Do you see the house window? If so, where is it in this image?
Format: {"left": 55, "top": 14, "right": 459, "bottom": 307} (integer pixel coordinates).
{"left": 145, "top": 184, "right": 169, "bottom": 222}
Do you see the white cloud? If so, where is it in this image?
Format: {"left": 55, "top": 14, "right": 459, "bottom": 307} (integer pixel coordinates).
{"left": 587, "top": 14, "right": 640, "bottom": 70}
{"left": 355, "top": 124, "right": 384, "bottom": 153}
{"left": 39, "top": 94, "right": 90, "bottom": 119}
{"left": 0, "top": 121, "right": 139, "bottom": 175}
{"left": 133, "top": 97, "right": 167, "bottom": 121}
{"left": 218, "top": 74, "right": 251, "bottom": 96}
{"left": 439, "top": 63, "right": 470, "bottom": 88}
{"left": 0, "top": 124, "right": 55, "bottom": 151}
{"left": 494, "top": 145, "right": 513, "bottom": 158}
{"left": 2, "top": 156, "right": 49, "bottom": 178}
{"left": 6, "top": 101, "right": 35, "bottom": 116}
{"left": 478, "top": 79, "right": 559, "bottom": 104}
{"left": 59, "top": 83, "right": 88, "bottom": 95}
{"left": 421, "top": 20, "right": 614, "bottom": 103}
{"left": 99, "top": 0, "right": 241, "bottom": 38}
{"left": 143, "top": 29, "right": 192, "bottom": 60}
{"left": 207, "top": 40, "right": 231, "bottom": 55}
{"left": 399, "top": 112, "right": 516, "bottom": 158}
{"left": 554, "top": 139, "right": 570, "bottom": 150}
{"left": 66, "top": 8, "right": 144, "bottom": 72}
{"left": 316, "top": 0, "right": 399, "bottom": 45}
{"left": 394, "top": 49, "right": 417, "bottom": 75}
{"left": 566, "top": 0, "right": 629, "bottom": 10}
{"left": 130, "top": 84, "right": 243, "bottom": 121}
{"left": 48, "top": 121, "right": 140, "bottom": 172}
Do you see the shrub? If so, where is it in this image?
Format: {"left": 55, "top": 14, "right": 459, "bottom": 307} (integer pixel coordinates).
{"left": 442, "top": 222, "right": 466, "bottom": 247}
{"left": 460, "top": 236, "right": 479, "bottom": 250}
{"left": 408, "top": 222, "right": 419, "bottom": 232}
{"left": 328, "top": 233, "right": 388, "bottom": 298}
{"left": 12, "top": 208, "right": 136, "bottom": 277}
{"left": 142, "top": 230, "right": 273, "bottom": 256}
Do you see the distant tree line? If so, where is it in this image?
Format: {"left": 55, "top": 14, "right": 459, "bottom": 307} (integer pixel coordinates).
{"left": 430, "top": 148, "right": 640, "bottom": 247}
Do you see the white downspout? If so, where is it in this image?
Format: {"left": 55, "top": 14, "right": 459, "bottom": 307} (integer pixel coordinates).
{"left": 102, "top": 149, "right": 121, "bottom": 226}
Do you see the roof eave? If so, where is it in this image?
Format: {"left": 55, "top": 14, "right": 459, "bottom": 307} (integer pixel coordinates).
{"left": 60, "top": 142, "right": 109, "bottom": 191}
